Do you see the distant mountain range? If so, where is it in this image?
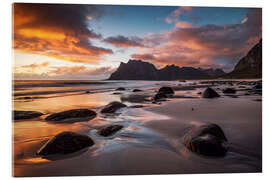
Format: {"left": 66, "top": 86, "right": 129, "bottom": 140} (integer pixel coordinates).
{"left": 108, "top": 39, "right": 262, "bottom": 80}
{"left": 223, "top": 39, "right": 262, "bottom": 79}
{"left": 108, "top": 60, "right": 225, "bottom": 80}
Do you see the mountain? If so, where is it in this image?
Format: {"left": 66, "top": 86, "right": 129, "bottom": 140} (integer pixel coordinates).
{"left": 224, "top": 39, "right": 262, "bottom": 78}
{"left": 108, "top": 59, "right": 225, "bottom": 80}
{"left": 108, "top": 60, "right": 159, "bottom": 80}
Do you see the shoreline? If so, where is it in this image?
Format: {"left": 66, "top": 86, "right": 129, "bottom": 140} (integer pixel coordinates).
{"left": 12, "top": 80, "right": 262, "bottom": 176}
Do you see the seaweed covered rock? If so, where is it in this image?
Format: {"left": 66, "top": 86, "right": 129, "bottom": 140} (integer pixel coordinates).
{"left": 202, "top": 88, "right": 220, "bottom": 98}
{"left": 183, "top": 123, "right": 228, "bottom": 157}
{"left": 13, "top": 110, "right": 43, "bottom": 120}
{"left": 37, "top": 131, "right": 94, "bottom": 156}
{"left": 45, "top": 109, "right": 96, "bottom": 123}
{"left": 101, "top": 101, "right": 127, "bottom": 113}
{"left": 97, "top": 125, "right": 123, "bottom": 137}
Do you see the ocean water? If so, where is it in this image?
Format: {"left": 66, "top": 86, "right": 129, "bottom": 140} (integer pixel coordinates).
{"left": 12, "top": 80, "right": 186, "bottom": 112}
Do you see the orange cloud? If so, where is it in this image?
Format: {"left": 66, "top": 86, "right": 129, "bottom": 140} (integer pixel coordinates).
{"left": 174, "top": 21, "right": 193, "bottom": 29}
{"left": 20, "top": 61, "right": 50, "bottom": 69}
{"left": 13, "top": 65, "right": 116, "bottom": 80}
{"left": 13, "top": 3, "right": 113, "bottom": 64}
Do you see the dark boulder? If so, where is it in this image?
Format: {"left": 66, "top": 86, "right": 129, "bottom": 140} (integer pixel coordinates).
{"left": 37, "top": 131, "right": 94, "bottom": 156}
{"left": 45, "top": 109, "right": 96, "bottom": 123}
{"left": 202, "top": 88, "right": 220, "bottom": 98}
{"left": 100, "top": 101, "right": 127, "bottom": 113}
{"left": 223, "top": 88, "right": 236, "bottom": 94}
{"left": 133, "top": 89, "right": 142, "bottom": 92}
{"left": 13, "top": 110, "right": 43, "bottom": 120}
{"left": 183, "top": 123, "right": 228, "bottom": 157}
{"left": 97, "top": 125, "right": 123, "bottom": 137}
{"left": 153, "top": 92, "right": 167, "bottom": 101}
{"left": 158, "top": 86, "right": 174, "bottom": 95}
{"left": 254, "top": 84, "right": 262, "bottom": 89}
{"left": 116, "top": 87, "right": 125, "bottom": 91}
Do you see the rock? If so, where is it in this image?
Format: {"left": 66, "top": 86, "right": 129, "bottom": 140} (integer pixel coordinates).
{"left": 153, "top": 92, "right": 167, "bottom": 101}
{"left": 202, "top": 88, "right": 220, "bottom": 98}
{"left": 45, "top": 109, "right": 96, "bottom": 122}
{"left": 133, "top": 89, "right": 142, "bottom": 92}
{"left": 13, "top": 110, "right": 43, "bottom": 120}
{"left": 129, "top": 105, "right": 144, "bottom": 108}
{"left": 121, "top": 94, "right": 150, "bottom": 103}
{"left": 97, "top": 125, "right": 123, "bottom": 137}
{"left": 182, "top": 123, "right": 228, "bottom": 157}
{"left": 116, "top": 87, "right": 125, "bottom": 91}
{"left": 223, "top": 88, "right": 236, "bottom": 94}
{"left": 37, "top": 131, "right": 94, "bottom": 156}
{"left": 158, "top": 86, "right": 174, "bottom": 95}
{"left": 23, "top": 97, "right": 32, "bottom": 100}
{"left": 112, "top": 92, "right": 122, "bottom": 95}
{"left": 254, "top": 84, "right": 262, "bottom": 89}
{"left": 100, "top": 101, "right": 127, "bottom": 113}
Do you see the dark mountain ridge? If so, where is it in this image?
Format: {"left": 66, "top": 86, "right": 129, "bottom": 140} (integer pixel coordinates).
{"left": 108, "top": 60, "right": 225, "bottom": 80}
{"left": 223, "top": 39, "right": 262, "bottom": 79}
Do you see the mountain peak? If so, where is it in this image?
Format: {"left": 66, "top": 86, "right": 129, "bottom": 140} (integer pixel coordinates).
{"left": 223, "top": 39, "right": 262, "bottom": 78}
{"left": 108, "top": 59, "right": 225, "bottom": 80}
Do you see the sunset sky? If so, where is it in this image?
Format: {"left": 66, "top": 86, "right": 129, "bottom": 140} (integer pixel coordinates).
{"left": 13, "top": 3, "right": 262, "bottom": 80}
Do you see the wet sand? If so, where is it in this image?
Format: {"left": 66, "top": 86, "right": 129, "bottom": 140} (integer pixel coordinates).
{"left": 12, "top": 80, "right": 262, "bottom": 176}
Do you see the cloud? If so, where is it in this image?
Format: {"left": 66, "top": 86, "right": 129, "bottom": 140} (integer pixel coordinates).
{"left": 21, "top": 61, "right": 50, "bottom": 69}
{"left": 165, "top": 6, "right": 192, "bottom": 24}
{"left": 13, "top": 3, "right": 113, "bottom": 64}
{"left": 174, "top": 21, "right": 193, "bottom": 29}
{"left": 103, "top": 35, "right": 144, "bottom": 48}
{"left": 14, "top": 65, "right": 116, "bottom": 80}
{"left": 132, "top": 8, "right": 262, "bottom": 72}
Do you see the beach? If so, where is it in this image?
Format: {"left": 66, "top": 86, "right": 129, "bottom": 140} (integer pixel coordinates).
{"left": 12, "top": 80, "right": 262, "bottom": 176}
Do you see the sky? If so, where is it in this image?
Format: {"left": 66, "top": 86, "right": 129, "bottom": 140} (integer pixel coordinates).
{"left": 13, "top": 3, "right": 262, "bottom": 80}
